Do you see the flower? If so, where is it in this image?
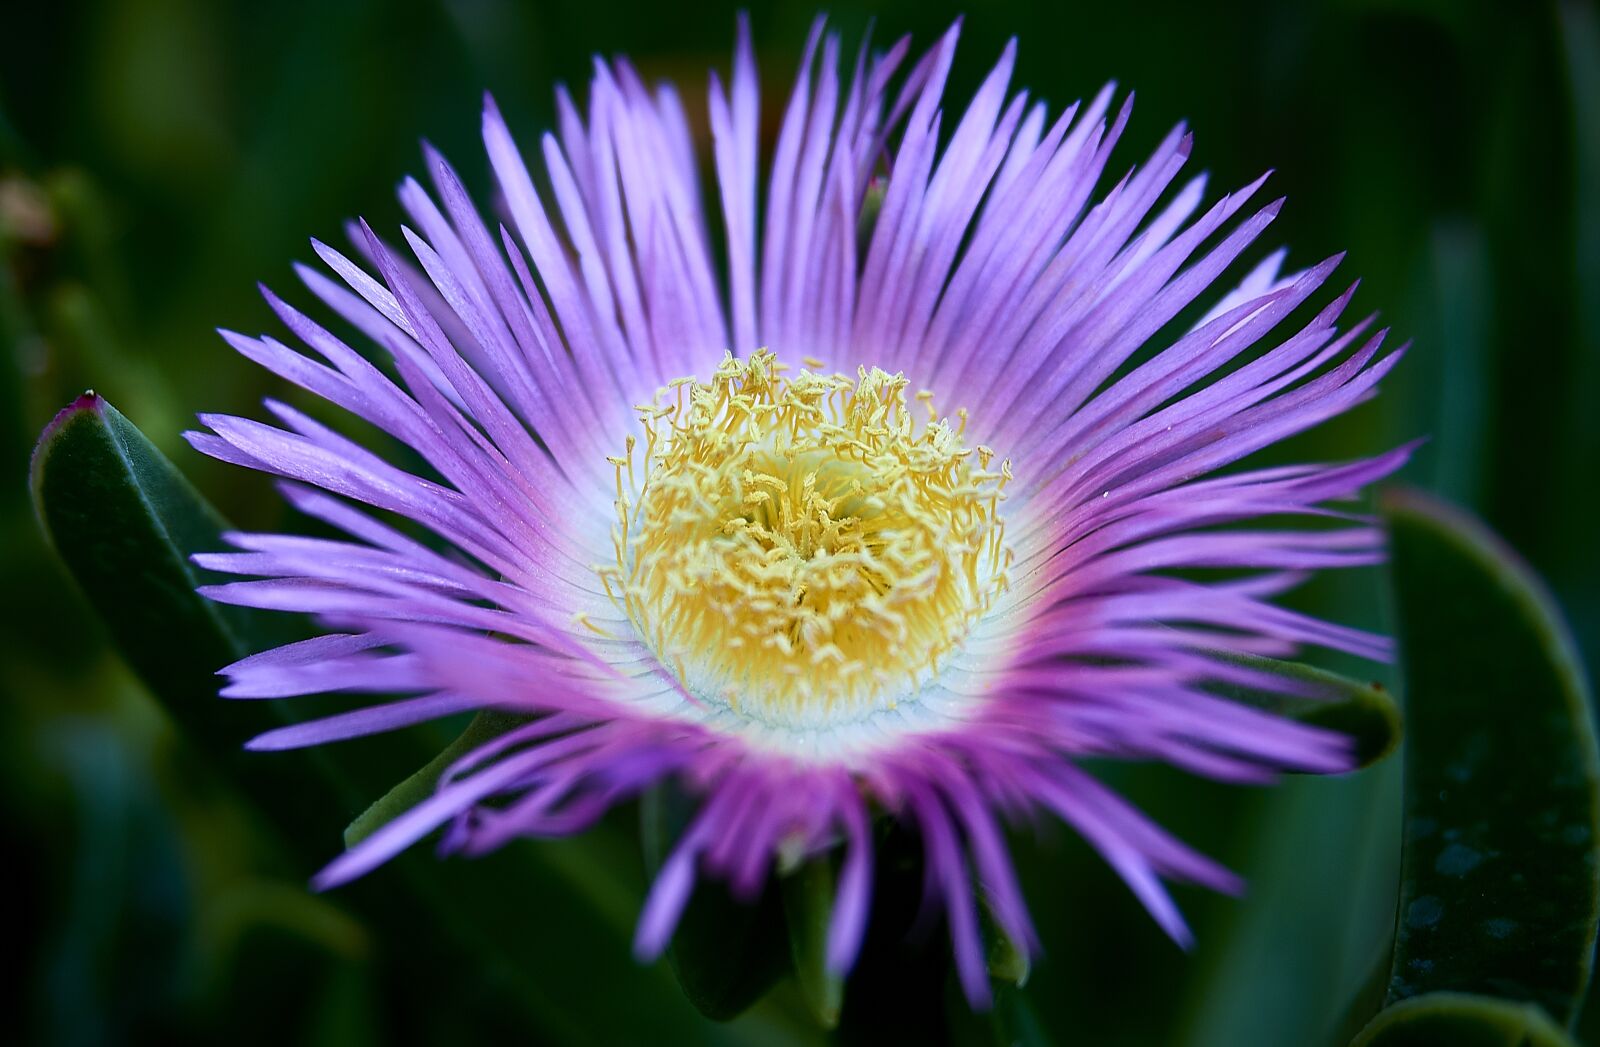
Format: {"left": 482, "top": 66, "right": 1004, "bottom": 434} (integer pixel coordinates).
{"left": 191, "top": 15, "right": 1409, "bottom": 1005}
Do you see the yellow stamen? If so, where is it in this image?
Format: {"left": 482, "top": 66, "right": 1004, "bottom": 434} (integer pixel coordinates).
{"left": 598, "top": 350, "right": 1012, "bottom": 728}
{"left": 570, "top": 611, "right": 614, "bottom": 638}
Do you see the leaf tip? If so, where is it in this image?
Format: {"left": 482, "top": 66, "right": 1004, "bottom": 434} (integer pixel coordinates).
{"left": 29, "top": 390, "right": 110, "bottom": 517}
{"left": 33, "top": 389, "right": 105, "bottom": 447}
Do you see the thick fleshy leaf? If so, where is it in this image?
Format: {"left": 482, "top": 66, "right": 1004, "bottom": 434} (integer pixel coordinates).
{"left": 1351, "top": 992, "right": 1576, "bottom": 1047}
{"left": 30, "top": 394, "right": 318, "bottom": 772}
{"left": 641, "top": 781, "right": 791, "bottom": 1021}
{"left": 781, "top": 857, "right": 845, "bottom": 1029}
{"left": 1379, "top": 489, "right": 1600, "bottom": 1024}
{"left": 29, "top": 395, "right": 424, "bottom": 857}
{"left": 31, "top": 393, "right": 284, "bottom": 681}
{"left": 1211, "top": 651, "right": 1402, "bottom": 769}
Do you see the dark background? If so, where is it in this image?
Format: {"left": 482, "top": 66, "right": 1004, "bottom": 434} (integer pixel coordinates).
{"left": 3, "top": 1, "right": 1596, "bottom": 1044}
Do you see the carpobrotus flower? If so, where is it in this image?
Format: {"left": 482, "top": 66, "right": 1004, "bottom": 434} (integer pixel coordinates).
{"left": 191, "top": 16, "right": 1409, "bottom": 1004}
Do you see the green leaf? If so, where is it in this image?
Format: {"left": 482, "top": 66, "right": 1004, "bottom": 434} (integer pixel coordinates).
{"left": 1379, "top": 488, "right": 1600, "bottom": 1025}
{"left": 31, "top": 393, "right": 292, "bottom": 692}
{"left": 1351, "top": 992, "right": 1577, "bottom": 1047}
{"left": 641, "top": 781, "right": 791, "bottom": 1021}
{"left": 780, "top": 856, "right": 845, "bottom": 1029}
{"left": 1210, "top": 651, "right": 1403, "bottom": 769}
{"left": 344, "top": 710, "right": 528, "bottom": 849}
{"left": 28, "top": 393, "right": 335, "bottom": 826}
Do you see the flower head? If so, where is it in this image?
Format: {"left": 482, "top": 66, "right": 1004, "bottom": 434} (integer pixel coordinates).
{"left": 193, "top": 16, "right": 1408, "bottom": 1005}
{"left": 609, "top": 347, "right": 1012, "bottom": 736}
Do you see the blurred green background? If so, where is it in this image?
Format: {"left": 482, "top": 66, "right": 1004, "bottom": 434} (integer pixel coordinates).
{"left": 3, "top": 1, "right": 1597, "bottom": 1044}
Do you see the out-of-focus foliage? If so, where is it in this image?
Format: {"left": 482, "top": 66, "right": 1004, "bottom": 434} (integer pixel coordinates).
{"left": 4, "top": 1, "right": 1598, "bottom": 1044}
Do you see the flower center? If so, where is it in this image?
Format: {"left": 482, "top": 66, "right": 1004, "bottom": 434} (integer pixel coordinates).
{"left": 599, "top": 351, "right": 1012, "bottom": 730}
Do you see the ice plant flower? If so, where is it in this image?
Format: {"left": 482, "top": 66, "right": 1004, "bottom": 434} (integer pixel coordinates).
{"left": 191, "top": 17, "right": 1409, "bottom": 1004}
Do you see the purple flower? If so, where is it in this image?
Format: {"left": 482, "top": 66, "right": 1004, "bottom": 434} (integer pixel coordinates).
{"left": 191, "top": 16, "right": 1408, "bottom": 1005}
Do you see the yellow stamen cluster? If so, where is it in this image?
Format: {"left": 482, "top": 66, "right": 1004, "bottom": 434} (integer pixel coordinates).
{"left": 599, "top": 350, "right": 1012, "bottom": 729}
